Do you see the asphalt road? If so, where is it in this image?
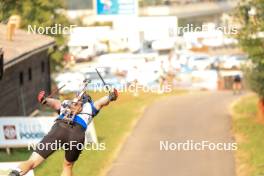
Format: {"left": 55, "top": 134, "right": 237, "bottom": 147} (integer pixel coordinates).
{"left": 107, "top": 91, "right": 239, "bottom": 176}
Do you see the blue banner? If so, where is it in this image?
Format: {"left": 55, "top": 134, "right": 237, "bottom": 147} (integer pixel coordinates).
{"left": 96, "top": 0, "right": 136, "bottom": 15}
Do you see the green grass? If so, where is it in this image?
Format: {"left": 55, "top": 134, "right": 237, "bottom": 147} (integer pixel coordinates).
{"left": 0, "top": 90, "right": 186, "bottom": 176}
{"left": 232, "top": 94, "right": 264, "bottom": 176}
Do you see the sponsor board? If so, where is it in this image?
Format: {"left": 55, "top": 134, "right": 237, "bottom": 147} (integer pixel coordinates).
{"left": 96, "top": 0, "right": 137, "bottom": 16}
{"left": 0, "top": 117, "right": 97, "bottom": 148}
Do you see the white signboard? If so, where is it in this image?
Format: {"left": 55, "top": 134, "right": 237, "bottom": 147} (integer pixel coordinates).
{"left": 0, "top": 117, "right": 97, "bottom": 148}
{"left": 191, "top": 70, "right": 218, "bottom": 90}
{"left": 0, "top": 162, "right": 34, "bottom": 176}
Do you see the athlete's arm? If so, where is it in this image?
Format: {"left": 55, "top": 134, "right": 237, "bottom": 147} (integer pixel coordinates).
{"left": 45, "top": 98, "right": 61, "bottom": 110}
{"left": 37, "top": 91, "right": 61, "bottom": 111}
{"left": 94, "top": 89, "right": 118, "bottom": 110}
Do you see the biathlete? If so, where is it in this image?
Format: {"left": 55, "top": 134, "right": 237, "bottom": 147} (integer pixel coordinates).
{"left": 9, "top": 87, "right": 118, "bottom": 176}
{"left": 233, "top": 74, "right": 242, "bottom": 94}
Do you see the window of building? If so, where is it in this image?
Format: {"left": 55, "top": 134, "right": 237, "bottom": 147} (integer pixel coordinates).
{"left": 41, "top": 61, "right": 45, "bottom": 73}
{"left": 19, "top": 71, "right": 24, "bottom": 85}
{"left": 28, "top": 68, "right": 32, "bottom": 81}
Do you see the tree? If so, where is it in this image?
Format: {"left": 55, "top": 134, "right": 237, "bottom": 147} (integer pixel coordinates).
{"left": 65, "top": 0, "right": 92, "bottom": 10}
{"left": 139, "top": 0, "right": 164, "bottom": 6}
{"left": 236, "top": 0, "right": 264, "bottom": 119}
{"left": 0, "top": 0, "right": 70, "bottom": 71}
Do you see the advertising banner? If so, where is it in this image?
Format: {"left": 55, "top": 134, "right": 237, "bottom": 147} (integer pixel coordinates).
{"left": 0, "top": 117, "right": 97, "bottom": 148}
{"left": 96, "top": 0, "right": 137, "bottom": 16}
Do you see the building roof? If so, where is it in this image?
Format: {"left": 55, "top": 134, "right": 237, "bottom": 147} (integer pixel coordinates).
{"left": 0, "top": 24, "right": 55, "bottom": 68}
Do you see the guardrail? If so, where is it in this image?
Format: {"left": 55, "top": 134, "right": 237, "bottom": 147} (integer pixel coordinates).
{"left": 139, "top": 1, "right": 237, "bottom": 18}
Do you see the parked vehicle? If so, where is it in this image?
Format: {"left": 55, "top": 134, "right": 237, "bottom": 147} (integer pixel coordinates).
{"left": 79, "top": 67, "right": 124, "bottom": 91}
{"left": 72, "top": 46, "right": 95, "bottom": 62}
{"left": 188, "top": 55, "right": 212, "bottom": 70}
{"left": 221, "top": 55, "right": 248, "bottom": 70}
{"left": 54, "top": 72, "right": 85, "bottom": 93}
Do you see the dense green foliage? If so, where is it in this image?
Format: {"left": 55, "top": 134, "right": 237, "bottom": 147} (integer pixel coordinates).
{"left": 232, "top": 95, "right": 264, "bottom": 176}
{"left": 236, "top": 0, "right": 264, "bottom": 98}
{"left": 0, "top": 0, "right": 70, "bottom": 71}
{"left": 65, "top": 0, "right": 92, "bottom": 10}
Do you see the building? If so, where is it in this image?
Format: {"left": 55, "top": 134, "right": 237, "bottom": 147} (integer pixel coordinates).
{"left": 0, "top": 24, "right": 55, "bottom": 116}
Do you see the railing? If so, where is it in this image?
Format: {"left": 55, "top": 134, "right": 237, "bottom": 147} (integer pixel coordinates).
{"left": 140, "top": 0, "right": 237, "bottom": 6}
{"left": 139, "top": 1, "right": 237, "bottom": 18}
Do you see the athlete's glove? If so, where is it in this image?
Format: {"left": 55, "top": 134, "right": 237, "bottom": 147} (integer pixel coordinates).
{"left": 8, "top": 170, "right": 21, "bottom": 176}
{"left": 109, "top": 88, "right": 118, "bottom": 101}
{"left": 37, "top": 90, "right": 47, "bottom": 104}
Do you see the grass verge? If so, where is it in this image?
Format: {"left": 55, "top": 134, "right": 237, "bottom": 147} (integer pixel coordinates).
{"left": 0, "top": 90, "right": 186, "bottom": 176}
{"left": 232, "top": 94, "right": 264, "bottom": 176}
